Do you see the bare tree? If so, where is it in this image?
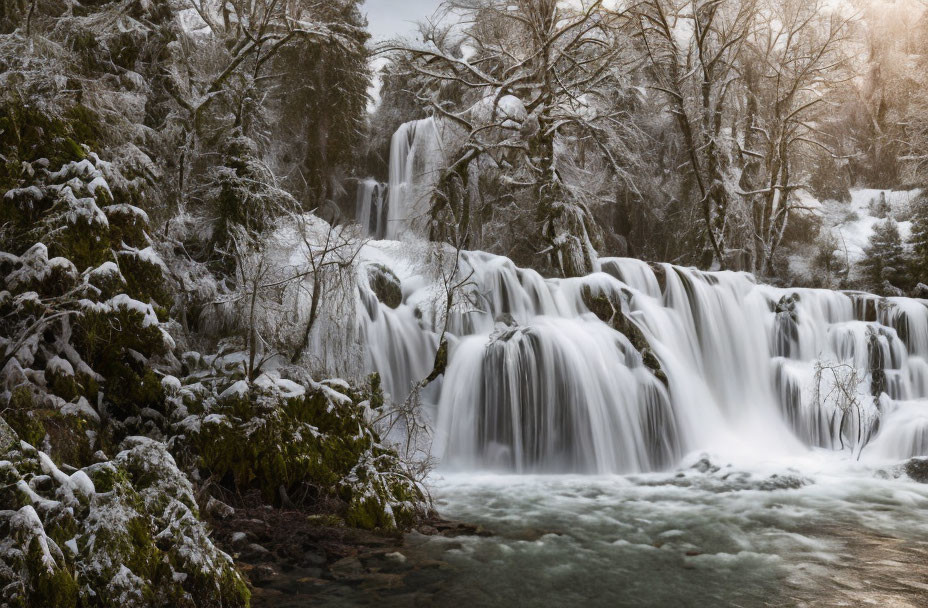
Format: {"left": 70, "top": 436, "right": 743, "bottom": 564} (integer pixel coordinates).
{"left": 290, "top": 213, "right": 366, "bottom": 363}
{"left": 635, "top": 0, "right": 757, "bottom": 268}
{"left": 741, "top": 0, "right": 851, "bottom": 275}
{"left": 382, "top": 0, "right": 634, "bottom": 276}
{"left": 812, "top": 359, "right": 876, "bottom": 459}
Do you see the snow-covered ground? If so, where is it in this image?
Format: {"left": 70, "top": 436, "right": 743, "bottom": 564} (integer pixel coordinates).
{"left": 789, "top": 187, "right": 921, "bottom": 283}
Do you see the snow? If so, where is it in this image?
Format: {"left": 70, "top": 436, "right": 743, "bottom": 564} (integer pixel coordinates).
{"left": 254, "top": 371, "right": 307, "bottom": 398}
{"left": 87, "top": 176, "right": 112, "bottom": 199}
{"left": 104, "top": 203, "right": 150, "bottom": 225}
{"left": 472, "top": 93, "right": 527, "bottom": 129}
{"left": 57, "top": 187, "right": 109, "bottom": 228}
{"left": 88, "top": 261, "right": 125, "bottom": 283}
{"left": 3, "top": 185, "right": 43, "bottom": 203}
{"left": 162, "top": 375, "right": 182, "bottom": 392}
{"left": 12, "top": 506, "right": 58, "bottom": 571}
{"left": 46, "top": 355, "right": 75, "bottom": 377}
{"left": 819, "top": 188, "right": 920, "bottom": 263}
{"left": 178, "top": 7, "right": 212, "bottom": 37}
{"left": 106, "top": 294, "right": 160, "bottom": 327}
{"left": 61, "top": 396, "right": 101, "bottom": 423}
{"left": 219, "top": 380, "right": 250, "bottom": 399}
{"left": 69, "top": 470, "right": 96, "bottom": 498}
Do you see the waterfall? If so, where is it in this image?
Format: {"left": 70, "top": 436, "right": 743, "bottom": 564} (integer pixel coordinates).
{"left": 349, "top": 243, "right": 928, "bottom": 473}
{"left": 384, "top": 117, "right": 444, "bottom": 240}
{"left": 341, "top": 122, "right": 928, "bottom": 474}
{"left": 355, "top": 178, "right": 386, "bottom": 238}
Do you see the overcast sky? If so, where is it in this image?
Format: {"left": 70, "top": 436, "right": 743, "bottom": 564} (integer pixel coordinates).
{"left": 364, "top": 0, "right": 444, "bottom": 41}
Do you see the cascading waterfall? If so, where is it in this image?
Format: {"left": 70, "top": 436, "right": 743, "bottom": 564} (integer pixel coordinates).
{"left": 382, "top": 117, "right": 444, "bottom": 240}
{"left": 350, "top": 244, "right": 928, "bottom": 472}
{"left": 355, "top": 178, "right": 386, "bottom": 238}
{"left": 343, "top": 122, "right": 928, "bottom": 474}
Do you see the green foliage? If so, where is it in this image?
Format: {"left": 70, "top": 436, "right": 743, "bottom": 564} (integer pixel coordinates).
{"left": 860, "top": 218, "right": 909, "bottom": 294}
{"left": 908, "top": 194, "right": 928, "bottom": 286}
{"left": 176, "top": 374, "right": 425, "bottom": 530}
{"left": 0, "top": 103, "right": 99, "bottom": 194}
{"left": 0, "top": 435, "right": 250, "bottom": 608}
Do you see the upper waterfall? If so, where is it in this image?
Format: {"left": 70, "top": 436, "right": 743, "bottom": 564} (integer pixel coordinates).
{"left": 384, "top": 117, "right": 445, "bottom": 240}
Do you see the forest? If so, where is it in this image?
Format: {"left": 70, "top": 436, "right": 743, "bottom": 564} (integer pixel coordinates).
{"left": 3, "top": 0, "right": 928, "bottom": 606}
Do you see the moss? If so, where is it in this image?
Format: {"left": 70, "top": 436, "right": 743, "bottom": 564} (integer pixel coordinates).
{"left": 0, "top": 103, "right": 99, "bottom": 194}
{"left": 26, "top": 538, "right": 79, "bottom": 608}
{"left": 367, "top": 263, "right": 402, "bottom": 308}
{"left": 43, "top": 211, "right": 112, "bottom": 273}
{"left": 85, "top": 460, "right": 131, "bottom": 493}
{"left": 187, "top": 379, "right": 424, "bottom": 531}
{"left": 6, "top": 388, "right": 46, "bottom": 447}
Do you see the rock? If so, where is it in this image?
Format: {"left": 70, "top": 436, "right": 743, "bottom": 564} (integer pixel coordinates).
{"left": 366, "top": 263, "right": 402, "bottom": 308}
{"left": 904, "top": 458, "right": 928, "bottom": 483}
{"left": 882, "top": 281, "right": 904, "bottom": 297}
{"left": 913, "top": 283, "right": 928, "bottom": 299}
{"left": 385, "top": 551, "right": 406, "bottom": 563}
{"left": 251, "top": 564, "right": 277, "bottom": 584}
{"left": 0, "top": 417, "right": 17, "bottom": 452}
{"left": 206, "top": 496, "right": 235, "bottom": 519}
{"left": 246, "top": 543, "right": 271, "bottom": 557}
{"left": 494, "top": 312, "right": 518, "bottom": 326}
{"left": 329, "top": 556, "right": 364, "bottom": 579}
{"left": 691, "top": 456, "right": 720, "bottom": 474}
{"left": 302, "top": 548, "right": 326, "bottom": 567}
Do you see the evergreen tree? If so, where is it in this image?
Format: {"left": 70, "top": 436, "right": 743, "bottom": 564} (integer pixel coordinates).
{"left": 860, "top": 218, "right": 908, "bottom": 294}
{"left": 908, "top": 195, "right": 928, "bottom": 286}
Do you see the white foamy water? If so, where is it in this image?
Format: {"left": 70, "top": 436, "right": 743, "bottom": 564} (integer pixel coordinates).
{"left": 409, "top": 462, "right": 928, "bottom": 607}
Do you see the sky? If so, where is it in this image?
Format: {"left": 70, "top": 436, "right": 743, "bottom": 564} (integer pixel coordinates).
{"left": 363, "top": 0, "right": 444, "bottom": 108}
{"left": 364, "top": 0, "right": 444, "bottom": 41}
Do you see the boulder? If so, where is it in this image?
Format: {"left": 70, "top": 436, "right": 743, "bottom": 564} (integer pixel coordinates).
{"left": 904, "top": 457, "right": 928, "bottom": 483}
{"left": 366, "top": 263, "right": 402, "bottom": 308}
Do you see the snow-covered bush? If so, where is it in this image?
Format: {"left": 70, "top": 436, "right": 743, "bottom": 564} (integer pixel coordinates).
{"left": 166, "top": 365, "right": 427, "bottom": 530}
{"left": 1, "top": 153, "right": 174, "bottom": 464}
{"left": 0, "top": 423, "right": 249, "bottom": 607}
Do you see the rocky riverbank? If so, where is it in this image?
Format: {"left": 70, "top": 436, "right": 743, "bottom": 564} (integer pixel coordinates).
{"left": 209, "top": 503, "right": 489, "bottom": 607}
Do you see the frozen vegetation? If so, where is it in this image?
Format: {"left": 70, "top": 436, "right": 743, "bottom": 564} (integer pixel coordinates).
{"left": 4, "top": 0, "right": 928, "bottom": 606}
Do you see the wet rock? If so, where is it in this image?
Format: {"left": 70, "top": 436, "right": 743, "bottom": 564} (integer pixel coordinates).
{"left": 329, "top": 556, "right": 364, "bottom": 579}
{"left": 648, "top": 263, "right": 667, "bottom": 293}
{"left": 757, "top": 474, "right": 808, "bottom": 491}
{"left": 494, "top": 312, "right": 518, "bottom": 326}
{"left": 206, "top": 496, "right": 235, "bottom": 519}
{"left": 904, "top": 458, "right": 928, "bottom": 483}
{"left": 251, "top": 565, "right": 278, "bottom": 584}
{"left": 913, "top": 283, "right": 928, "bottom": 299}
{"left": 691, "top": 456, "right": 720, "bottom": 474}
{"left": 302, "top": 548, "right": 326, "bottom": 567}
{"left": 579, "top": 284, "right": 667, "bottom": 385}
{"left": 366, "top": 263, "right": 402, "bottom": 308}
{"left": 245, "top": 543, "right": 271, "bottom": 559}
{"left": 882, "top": 281, "right": 904, "bottom": 297}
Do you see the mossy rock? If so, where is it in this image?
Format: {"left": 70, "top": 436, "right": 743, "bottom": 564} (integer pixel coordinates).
{"left": 182, "top": 377, "right": 425, "bottom": 530}
{"left": 580, "top": 284, "right": 667, "bottom": 385}
{"left": 366, "top": 263, "right": 402, "bottom": 308}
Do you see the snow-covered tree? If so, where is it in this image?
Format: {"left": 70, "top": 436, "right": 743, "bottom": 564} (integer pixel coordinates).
{"left": 741, "top": 0, "right": 852, "bottom": 275}
{"left": 384, "top": 0, "right": 636, "bottom": 276}
{"left": 860, "top": 218, "right": 907, "bottom": 294}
